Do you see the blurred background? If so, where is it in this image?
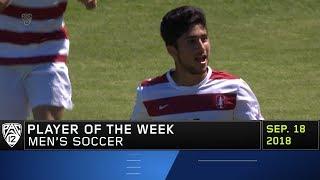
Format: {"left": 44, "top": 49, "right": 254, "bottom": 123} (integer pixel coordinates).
{"left": 64, "top": 0, "right": 320, "bottom": 120}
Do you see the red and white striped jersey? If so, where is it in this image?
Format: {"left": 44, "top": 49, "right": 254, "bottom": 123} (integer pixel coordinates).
{"left": 0, "top": 0, "right": 68, "bottom": 65}
{"left": 131, "top": 67, "right": 264, "bottom": 121}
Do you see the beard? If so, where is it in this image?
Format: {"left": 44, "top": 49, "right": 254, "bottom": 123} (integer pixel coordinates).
{"left": 176, "top": 53, "right": 208, "bottom": 75}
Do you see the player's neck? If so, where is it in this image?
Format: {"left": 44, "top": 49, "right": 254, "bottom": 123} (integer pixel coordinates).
{"left": 171, "top": 69, "right": 208, "bottom": 86}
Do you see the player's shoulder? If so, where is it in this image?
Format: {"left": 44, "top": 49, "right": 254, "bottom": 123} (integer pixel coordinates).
{"left": 140, "top": 73, "right": 168, "bottom": 87}
{"left": 209, "top": 70, "right": 239, "bottom": 80}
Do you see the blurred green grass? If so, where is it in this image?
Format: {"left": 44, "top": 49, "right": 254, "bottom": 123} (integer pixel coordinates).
{"left": 63, "top": 0, "right": 320, "bottom": 120}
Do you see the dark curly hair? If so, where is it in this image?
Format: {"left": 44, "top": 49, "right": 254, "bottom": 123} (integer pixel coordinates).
{"left": 160, "top": 6, "right": 207, "bottom": 47}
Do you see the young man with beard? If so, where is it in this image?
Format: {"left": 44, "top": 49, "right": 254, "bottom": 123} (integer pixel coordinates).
{"left": 131, "top": 6, "right": 263, "bottom": 121}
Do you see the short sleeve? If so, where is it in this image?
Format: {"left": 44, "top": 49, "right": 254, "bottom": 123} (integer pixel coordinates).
{"left": 130, "top": 85, "right": 151, "bottom": 121}
{"left": 234, "top": 79, "right": 264, "bottom": 120}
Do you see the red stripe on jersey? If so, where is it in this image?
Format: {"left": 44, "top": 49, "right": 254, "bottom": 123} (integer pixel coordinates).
{"left": 141, "top": 74, "right": 168, "bottom": 87}
{"left": 0, "top": 54, "right": 67, "bottom": 65}
{"left": 0, "top": 27, "right": 68, "bottom": 45}
{"left": 211, "top": 71, "right": 238, "bottom": 80}
{"left": 143, "top": 93, "right": 237, "bottom": 116}
{"left": 2, "top": 2, "right": 67, "bottom": 20}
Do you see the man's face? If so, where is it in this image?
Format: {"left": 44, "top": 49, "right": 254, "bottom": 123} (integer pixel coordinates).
{"left": 171, "top": 24, "right": 211, "bottom": 75}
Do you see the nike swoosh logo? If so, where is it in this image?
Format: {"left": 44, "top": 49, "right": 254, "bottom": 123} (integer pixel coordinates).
{"left": 159, "top": 104, "right": 169, "bottom": 110}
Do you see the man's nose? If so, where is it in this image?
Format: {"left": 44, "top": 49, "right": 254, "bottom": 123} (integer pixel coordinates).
{"left": 195, "top": 39, "right": 206, "bottom": 52}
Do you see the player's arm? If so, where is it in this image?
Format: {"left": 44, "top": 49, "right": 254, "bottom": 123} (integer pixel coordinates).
{"left": 130, "top": 85, "right": 151, "bottom": 121}
{"left": 78, "top": 0, "right": 97, "bottom": 10}
{"left": 0, "top": 0, "right": 11, "bottom": 12}
{"left": 234, "top": 79, "right": 264, "bottom": 120}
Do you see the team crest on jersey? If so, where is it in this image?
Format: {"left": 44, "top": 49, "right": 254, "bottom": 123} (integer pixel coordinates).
{"left": 216, "top": 95, "right": 226, "bottom": 109}
{"left": 2, "top": 123, "right": 22, "bottom": 148}
{"left": 21, "top": 13, "right": 32, "bottom": 25}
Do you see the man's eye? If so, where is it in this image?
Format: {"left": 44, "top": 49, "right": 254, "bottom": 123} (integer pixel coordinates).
{"left": 188, "top": 39, "right": 196, "bottom": 44}
{"left": 201, "top": 37, "right": 208, "bottom": 42}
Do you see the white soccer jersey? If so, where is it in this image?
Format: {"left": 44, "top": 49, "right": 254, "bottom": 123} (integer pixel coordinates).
{"left": 131, "top": 67, "right": 264, "bottom": 121}
{"left": 0, "top": 0, "right": 69, "bottom": 65}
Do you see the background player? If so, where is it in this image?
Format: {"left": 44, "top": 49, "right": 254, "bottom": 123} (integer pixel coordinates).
{"left": 131, "top": 6, "right": 264, "bottom": 121}
{"left": 0, "top": 0, "right": 97, "bottom": 120}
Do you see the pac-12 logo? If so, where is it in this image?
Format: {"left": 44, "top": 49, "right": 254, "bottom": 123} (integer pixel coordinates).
{"left": 2, "top": 123, "right": 22, "bottom": 148}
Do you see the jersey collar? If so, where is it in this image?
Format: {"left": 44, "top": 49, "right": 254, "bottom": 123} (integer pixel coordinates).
{"left": 166, "top": 67, "right": 213, "bottom": 90}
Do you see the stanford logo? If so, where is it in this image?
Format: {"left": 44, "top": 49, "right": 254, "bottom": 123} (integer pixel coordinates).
{"left": 2, "top": 123, "right": 22, "bottom": 148}
{"left": 21, "top": 13, "right": 32, "bottom": 25}
{"left": 216, "top": 95, "right": 225, "bottom": 109}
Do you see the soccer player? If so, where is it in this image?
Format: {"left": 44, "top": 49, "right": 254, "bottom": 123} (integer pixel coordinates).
{"left": 0, "top": 0, "right": 97, "bottom": 120}
{"left": 131, "top": 6, "right": 264, "bottom": 121}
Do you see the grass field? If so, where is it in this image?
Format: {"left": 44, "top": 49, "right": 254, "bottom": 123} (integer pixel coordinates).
{"left": 63, "top": 0, "right": 320, "bottom": 120}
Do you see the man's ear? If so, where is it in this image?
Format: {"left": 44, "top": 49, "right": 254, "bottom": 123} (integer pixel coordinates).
{"left": 166, "top": 45, "right": 178, "bottom": 60}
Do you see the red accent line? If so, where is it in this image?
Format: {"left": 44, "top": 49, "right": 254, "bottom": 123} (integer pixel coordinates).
{"left": 0, "top": 27, "right": 68, "bottom": 45}
{"left": 141, "top": 74, "right": 168, "bottom": 87}
{"left": 211, "top": 71, "right": 239, "bottom": 80}
{"left": 2, "top": 2, "right": 67, "bottom": 20}
{"left": 143, "top": 93, "right": 237, "bottom": 116}
{"left": 0, "top": 54, "right": 67, "bottom": 65}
